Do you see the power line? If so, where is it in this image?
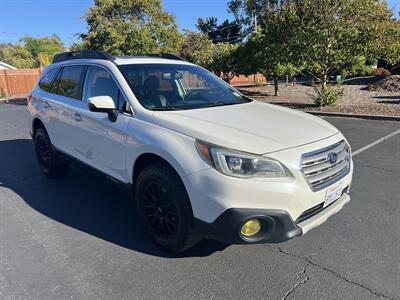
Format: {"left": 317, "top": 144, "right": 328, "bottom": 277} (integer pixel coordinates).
{"left": 203, "top": 21, "right": 245, "bottom": 33}
{"left": 209, "top": 33, "right": 249, "bottom": 43}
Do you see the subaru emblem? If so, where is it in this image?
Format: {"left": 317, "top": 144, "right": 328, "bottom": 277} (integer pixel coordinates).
{"left": 327, "top": 152, "right": 338, "bottom": 164}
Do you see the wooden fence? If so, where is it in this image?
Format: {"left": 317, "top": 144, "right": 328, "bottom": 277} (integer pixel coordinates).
{"left": 0, "top": 68, "right": 41, "bottom": 97}
{"left": 230, "top": 74, "right": 266, "bottom": 86}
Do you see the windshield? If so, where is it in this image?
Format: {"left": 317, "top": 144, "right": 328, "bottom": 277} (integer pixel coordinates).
{"left": 117, "top": 63, "right": 251, "bottom": 110}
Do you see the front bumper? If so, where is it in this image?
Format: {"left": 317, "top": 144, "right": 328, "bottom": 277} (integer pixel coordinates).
{"left": 194, "top": 192, "right": 351, "bottom": 244}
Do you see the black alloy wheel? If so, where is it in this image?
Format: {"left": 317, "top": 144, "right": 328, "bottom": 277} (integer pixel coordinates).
{"left": 135, "top": 162, "right": 200, "bottom": 253}
{"left": 142, "top": 181, "right": 178, "bottom": 237}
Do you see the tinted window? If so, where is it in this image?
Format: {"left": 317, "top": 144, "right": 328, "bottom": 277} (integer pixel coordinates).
{"left": 38, "top": 68, "right": 59, "bottom": 92}
{"left": 50, "top": 69, "right": 62, "bottom": 94}
{"left": 57, "top": 66, "right": 85, "bottom": 99}
{"left": 83, "top": 66, "right": 119, "bottom": 108}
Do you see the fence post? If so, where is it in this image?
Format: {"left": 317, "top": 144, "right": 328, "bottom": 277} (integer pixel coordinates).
{"left": 4, "top": 70, "right": 11, "bottom": 97}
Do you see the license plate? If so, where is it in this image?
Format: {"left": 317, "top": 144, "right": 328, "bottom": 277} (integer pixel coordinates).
{"left": 324, "top": 181, "right": 344, "bottom": 207}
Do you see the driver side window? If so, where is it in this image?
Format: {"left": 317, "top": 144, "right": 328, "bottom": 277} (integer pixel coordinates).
{"left": 83, "top": 66, "right": 120, "bottom": 109}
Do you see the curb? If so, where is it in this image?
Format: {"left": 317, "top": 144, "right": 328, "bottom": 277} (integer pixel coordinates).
{"left": 306, "top": 111, "right": 400, "bottom": 122}
{"left": 0, "top": 98, "right": 27, "bottom": 105}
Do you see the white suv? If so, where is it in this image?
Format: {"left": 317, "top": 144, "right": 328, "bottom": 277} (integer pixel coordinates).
{"left": 28, "top": 51, "right": 353, "bottom": 253}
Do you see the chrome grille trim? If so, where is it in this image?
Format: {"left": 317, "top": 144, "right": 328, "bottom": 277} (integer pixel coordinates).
{"left": 300, "top": 140, "right": 351, "bottom": 191}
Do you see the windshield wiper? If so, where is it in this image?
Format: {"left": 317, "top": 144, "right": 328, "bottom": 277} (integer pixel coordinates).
{"left": 151, "top": 106, "right": 184, "bottom": 111}
{"left": 201, "top": 101, "right": 241, "bottom": 108}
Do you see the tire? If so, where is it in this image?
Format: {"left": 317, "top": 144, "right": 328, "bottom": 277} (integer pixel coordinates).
{"left": 34, "top": 128, "right": 69, "bottom": 179}
{"left": 135, "top": 162, "right": 200, "bottom": 253}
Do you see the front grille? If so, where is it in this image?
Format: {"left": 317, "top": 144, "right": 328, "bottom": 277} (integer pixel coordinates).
{"left": 296, "top": 186, "right": 349, "bottom": 223}
{"left": 300, "top": 140, "right": 351, "bottom": 191}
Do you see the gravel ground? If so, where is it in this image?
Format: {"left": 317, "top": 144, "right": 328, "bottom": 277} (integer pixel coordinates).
{"left": 237, "top": 78, "right": 400, "bottom": 116}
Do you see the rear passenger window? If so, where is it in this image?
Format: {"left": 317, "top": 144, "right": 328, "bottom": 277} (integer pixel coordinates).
{"left": 83, "top": 66, "right": 119, "bottom": 108}
{"left": 57, "top": 66, "right": 85, "bottom": 99}
{"left": 38, "top": 68, "right": 59, "bottom": 92}
{"left": 49, "top": 69, "right": 62, "bottom": 94}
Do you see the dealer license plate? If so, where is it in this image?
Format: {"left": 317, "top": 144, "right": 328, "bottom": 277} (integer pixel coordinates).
{"left": 324, "top": 181, "right": 344, "bottom": 207}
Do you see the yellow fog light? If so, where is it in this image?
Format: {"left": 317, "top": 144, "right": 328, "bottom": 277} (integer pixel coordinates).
{"left": 240, "top": 219, "right": 261, "bottom": 237}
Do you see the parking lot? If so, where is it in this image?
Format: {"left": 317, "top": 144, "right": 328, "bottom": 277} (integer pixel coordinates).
{"left": 0, "top": 102, "right": 399, "bottom": 300}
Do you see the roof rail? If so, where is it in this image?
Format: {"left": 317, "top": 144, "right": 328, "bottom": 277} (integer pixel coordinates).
{"left": 146, "top": 53, "right": 186, "bottom": 61}
{"left": 52, "top": 50, "right": 115, "bottom": 63}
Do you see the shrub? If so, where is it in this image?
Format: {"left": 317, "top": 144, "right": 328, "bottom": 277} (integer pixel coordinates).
{"left": 312, "top": 85, "right": 343, "bottom": 107}
{"left": 254, "top": 80, "right": 264, "bottom": 87}
{"left": 0, "top": 88, "right": 6, "bottom": 99}
{"left": 372, "top": 68, "right": 391, "bottom": 77}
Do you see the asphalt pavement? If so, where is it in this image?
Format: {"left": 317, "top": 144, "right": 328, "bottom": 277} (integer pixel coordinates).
{"left": 0, "top": 102, "right": 399, "bottom": 299}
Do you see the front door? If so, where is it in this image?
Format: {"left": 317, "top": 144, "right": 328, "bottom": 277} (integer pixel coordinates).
{"left": 70, "top": 65, "right": 131, "bottom": 182}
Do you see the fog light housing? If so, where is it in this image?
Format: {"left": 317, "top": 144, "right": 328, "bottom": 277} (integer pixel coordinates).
{"left": 240, "top": 219, "right": 261, "bottom": 237}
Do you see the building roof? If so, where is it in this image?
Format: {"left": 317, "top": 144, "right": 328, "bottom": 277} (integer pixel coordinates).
{"left": 0, "top": 61, "right": 17, "bottom": 70}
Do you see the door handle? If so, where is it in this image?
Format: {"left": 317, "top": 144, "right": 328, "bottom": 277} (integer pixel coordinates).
{"left": 72, "top": 113, "right": 82, "bottom": 122}
{"left": 42, "top": 101, "right": 50, "bottom": 109}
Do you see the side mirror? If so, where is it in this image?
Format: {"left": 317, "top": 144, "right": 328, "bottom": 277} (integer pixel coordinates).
{"left": 88, "top": 96, "right": 118, "bottom": 122}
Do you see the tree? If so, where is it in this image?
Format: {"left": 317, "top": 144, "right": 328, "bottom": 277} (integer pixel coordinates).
{"left": 81, "top": 0, "right": 183, "bottom": 55}
{"left": 288, "top": 0, "right": 394, "bottom": 90}
{"left": 196, "top": 17, "right": 243, "bottom": 43}
{"left": 228, "top": 0, "right": 287, "bottom": 25}
{"left": 20, "top": 35, "right": 64, "bottom": 67}
{"left": 0, "top": 45, "right": 34, "bottom": 69}
{"left": 180, "top": 31, "right": 239, "bottom": 83}
{"left": 209, "top": 43, "right": 240, "bottom": 82}
{"left": 228, "top": 0, "right": 304, "bottom": 95}
{"left": 37, "top": 53, "right": 53, "bottom": 67}
{"left": 382, "top": 19, "right": 400, "bottom": 65}
{"left": 180, "top": 30, "right": 214, "bottom": 63}
{"left": 233, "top": 3, "right": 302, "bottom": 95}
{"left": 237, "top": 0, "right": 395, "bottom": 97}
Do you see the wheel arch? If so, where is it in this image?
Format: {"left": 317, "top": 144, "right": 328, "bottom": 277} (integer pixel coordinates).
{"left": 32, "top": 117, "right": 47, "bottom": 138}
{"left": 132, "top": 152, "right": 184, "bottom": 185}
{"left": 132, "top": 152, "right": 195, "bottom": 216}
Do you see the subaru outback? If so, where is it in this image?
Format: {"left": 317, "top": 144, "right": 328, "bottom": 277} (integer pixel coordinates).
{"left": 28, "top": 51, "right": 353, "bottom": 253}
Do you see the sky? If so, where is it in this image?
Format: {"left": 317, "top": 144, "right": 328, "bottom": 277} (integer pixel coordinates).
{"left": 0, "top": 0, "right": 399, "bottom": 47}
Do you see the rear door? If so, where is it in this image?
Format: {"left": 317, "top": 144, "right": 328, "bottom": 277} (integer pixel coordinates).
{"left": 69, "top": 65, "right": 131, "bottom": 181}
{"left": 32, "top": 66, "right": 77, "bottom": 152}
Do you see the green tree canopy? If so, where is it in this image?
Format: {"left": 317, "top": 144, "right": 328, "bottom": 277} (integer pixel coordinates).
{"left": 180, "top": 31, "right": 239, "bottom": 82}
{"left": 288, "top": 0, "right": 395, "bottom": 88}
{"left": 382, "top": 19, "right": 400, "bottom": 65}
{"left": 235, "top": 0, "right": 396, "bottom": 94}
{"left": 209, "top": 43, "right": 240, "bottom": 82}
{"left": 81, "top": 0, "right": 183, "bottom": 55}
{"left": 0, "top": 44, "right": 34, "bottom": 69}
{"left": 180, "top": 30, "right": 214, "bottom": 65}
{"left": 196, "top": 17, "right": 243, "bottom": 43}
{"left": 20, "top": 35, "right": 64, "bottom": 67}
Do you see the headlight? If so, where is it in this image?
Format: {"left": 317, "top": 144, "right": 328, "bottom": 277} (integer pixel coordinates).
{"left": 195, "top": 141, "right": 291, "bottom": 178}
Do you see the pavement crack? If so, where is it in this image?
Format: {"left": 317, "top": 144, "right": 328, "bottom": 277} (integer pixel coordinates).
{"left": 282, "top": 263, "right": 310, "bottom": 300}
{"left": 277, "top": 247, "right": 394, "bottom": 300}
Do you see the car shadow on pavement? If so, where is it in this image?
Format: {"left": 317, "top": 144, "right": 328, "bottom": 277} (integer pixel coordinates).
{"left": 0, "top": 139, "right": 229, "bottom": 258}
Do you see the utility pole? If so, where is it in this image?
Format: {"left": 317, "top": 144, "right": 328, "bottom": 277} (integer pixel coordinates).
{"left": 253, "top": 13, "right": 257, "bottom": 32}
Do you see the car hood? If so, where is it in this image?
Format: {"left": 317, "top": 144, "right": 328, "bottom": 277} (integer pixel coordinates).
{"left": 153, "top": 101, "right": 339, "bottom": 154}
